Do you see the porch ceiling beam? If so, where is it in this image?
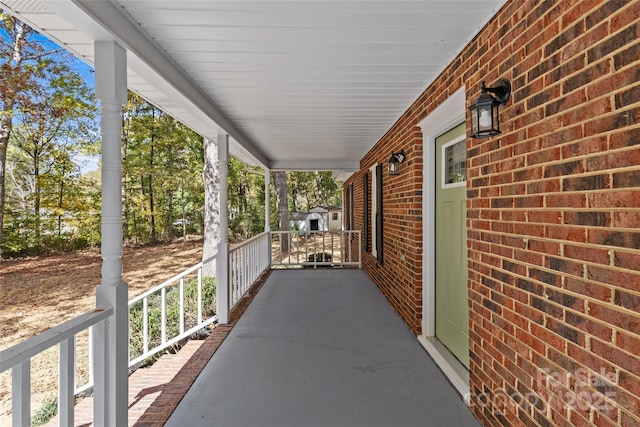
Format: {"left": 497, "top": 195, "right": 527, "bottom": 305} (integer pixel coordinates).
{"left": 269, "top": 158, "right": 360, "bottom": 172}
{"left": 69, "top": 0, "right": 271, "bottom": 168}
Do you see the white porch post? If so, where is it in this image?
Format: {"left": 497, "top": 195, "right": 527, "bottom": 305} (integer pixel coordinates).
{"left": 94, "top": 40, "right": 128, "bottom": 427}
{"left": 216, "top": 134, "right": 230, "bottom": 324}
{"left": 264, "top": 167, "right": 270, "bottom": 232}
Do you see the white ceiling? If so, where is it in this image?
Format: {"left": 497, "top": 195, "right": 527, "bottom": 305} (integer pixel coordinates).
{"left": 1, "top": 0, "right": 505, "bottom": 170}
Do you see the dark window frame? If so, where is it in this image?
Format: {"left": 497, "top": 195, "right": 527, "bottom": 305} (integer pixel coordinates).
{"left": 375, "top": 164, "right": 383, "bottom": 264}
{"left": 363, "top": 173, "right": 369, "bottom": 252}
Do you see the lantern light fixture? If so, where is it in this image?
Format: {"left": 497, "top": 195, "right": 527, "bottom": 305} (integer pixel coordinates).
{"left": 388, "top": 150, "right": 405, "bottom": 176}
{"left": 469, "top": 79, "right": 511, "bottom": 139}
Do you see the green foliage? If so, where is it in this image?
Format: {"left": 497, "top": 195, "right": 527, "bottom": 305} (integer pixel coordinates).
{"left": 1, "top": 19, "right": 342, "bottom": 258}
{"left": 121, "top": 93, "right": 205, "bottom": 245}
{"left": 129, "top": 276, "right": 216, "bottom": 362}
{"left": 31, "top": 398, "right": 57, "bottom": 426}
{"left": 228, "top": 158, "right": 265, "bottom": 241}
{"left": 287, "top": 171, "right": 342, "bottom": 213}
{"left": 307, "top": 252, "right": 333, "bottom": 262}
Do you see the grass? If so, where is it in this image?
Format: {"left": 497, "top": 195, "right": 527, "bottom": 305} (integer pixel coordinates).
{"left": 31, "top": 398, "right": 57, "bottom": 426}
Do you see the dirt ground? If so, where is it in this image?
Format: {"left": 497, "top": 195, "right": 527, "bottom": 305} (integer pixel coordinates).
{"left": 0, "top": 238, "right": 203, "bottom": 423}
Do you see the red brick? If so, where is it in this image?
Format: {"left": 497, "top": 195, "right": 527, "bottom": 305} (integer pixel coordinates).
{"left": 564, "top": 244, "right": 610, "bottom": 264}
{"left": 564, "top": 277, "right": 613, "bottom": 303}
{"left": 562, "top": 136, "right": 607, "bottom": 159}
{"left": 546, "top": 225, "right": 587, "bottom": 242}
{"left": 345, "top": 2, "right": 640, "bottom": 424}
{"left": 614, "top": 250, "right": 640, "bottom": 271}
{"left": 588, "top": 301, "right": 640, "bottom": 331}
{"left": 617, "top": 331, "right": 640, "bottom": 360}
{"left": 591, "top": 339, "right": 640, "bottom": 375}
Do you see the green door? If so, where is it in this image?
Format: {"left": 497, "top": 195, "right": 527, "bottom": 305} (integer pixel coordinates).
{"left": 435, "top": 122, "right": 469, "bottom": 368}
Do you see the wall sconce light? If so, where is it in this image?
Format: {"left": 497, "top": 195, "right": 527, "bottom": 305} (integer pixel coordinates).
{"left": 469, "top": 79, "right": 511, "bottom": 138}
{"left": 388, "top": 150, "right": 405, "bottom": 175}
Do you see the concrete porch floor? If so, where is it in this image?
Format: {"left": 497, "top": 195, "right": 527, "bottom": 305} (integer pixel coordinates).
{"left": 166, "top": 269, "right": 479, "bottom": 427}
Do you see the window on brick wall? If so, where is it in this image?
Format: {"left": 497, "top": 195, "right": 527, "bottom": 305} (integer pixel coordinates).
{"left": 375, "top": 164, "right": 383, "bottom": 264}
{"left": 363, "top": 173, "right": 369, "bottom": 251}
{"left": 369, "top": 164, "right": 377, "bottom": 258}
{"left": 348, "top": 182, "right": 354, "bottom": 231}
{"left": 369, "top": 164, "right": 383, "bottom": 263}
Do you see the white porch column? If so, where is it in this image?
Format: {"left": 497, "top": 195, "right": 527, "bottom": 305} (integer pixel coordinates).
{"left": 264, "top": 167, "right": 270, "bottom": 232}
{"left": 216, "top": 134, "right": 230, "bottom": 324}
{"left": 94, "top": 40, "right": 128, "bottom": 427}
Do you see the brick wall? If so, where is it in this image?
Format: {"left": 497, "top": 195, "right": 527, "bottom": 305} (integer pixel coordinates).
{"left": 345, "top": 0, "right": 640, "bottom": 425}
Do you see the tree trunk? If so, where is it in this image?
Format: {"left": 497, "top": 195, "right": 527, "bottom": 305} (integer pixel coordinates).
{"left": 0, "top": 118, "right": 10, "bottom": 257}
{"left": 273, "top": 171, "right": 289, "bottom": 253}
{"left": 315, "top": 175, "right": 326, "bottom": 206}
{"left": 181, "top": 184, "right": 186, "bottom": 242}
{"left": 122, "top": 114, "right": 130, "bottom": 242}
{"left": 202, "top": 137, "right": 219, "bottom": 277}
{"left": 0, "top": 18, "right": 28, "bottom": 258}
{"left": 33, "top": 149, "right": 41, "bottom": 244}
{"left": 148, "top": 109, "right": 156, "bottom": 243}
{"left": 167, "top": 145, "right": 173, "bottom": 240}
{"left": 167, "top": 190, "right": 173, "bottom": 240}
{"left": 57, "top": 176, "right": 64, "bottom": 236}
{"left": 131, "top": 185, "right": 138, "bottom": 245}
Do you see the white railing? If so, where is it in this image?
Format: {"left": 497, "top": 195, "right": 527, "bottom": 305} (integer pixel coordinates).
{"left": 0, "top": 307, "right": 113, "bottom": 427}
{"left": 128, "top": 256, "right": 218, "bottom": 367}
{"left": 0, "top": 231, "right": 361, "bottom": 425}
{"left": 229, "top": 231, "right": 271, "bottom": 308}
{"left": 270, "top": 230, "right": 361, "bottom": 268}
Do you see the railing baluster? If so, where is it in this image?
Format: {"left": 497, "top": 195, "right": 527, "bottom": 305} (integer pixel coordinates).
{"left": 12, "top": 360, "right": 30, "bottom": 427}
{"left": 243, "top": 246, "right": 247, "bottom": 294}
{"left": 322, "top": 231, "right": 326, "bottom": 264}
{"left": 349, "top": 231, "right": 353, "bottom": 263}
{"left": 59, "top": 337, "right": 75, "bottom": 427}
{"left": 231, "top": 251, "right": 236, "bottom": 306}
{"left": 161, "top": 287, "right": 167, "bottom": 344}
{"left": 238, "top": 249, "right": 243, "bottom": 299}
{"left": 197, "top": 268, "right": 202, "bottom": 324}
{"left": 88, "top": 326, "right": 94, "bottom": 392}
{"left": 358, "top": 230, "right": 362, "bottom": 268}
{"left": 248, "top": 243, "right": 252, "bottom": 286}
{"left": 94, "top": 314, "right": 108, "bottom": 427}
{"left": 143, "top": 298, "right": 149, "bottom": 355}
{"left": 179, "top": 277, "right": 185, "bottom": 335}
{"left": 231, "top": 251, "right": 235, "bottom": 305}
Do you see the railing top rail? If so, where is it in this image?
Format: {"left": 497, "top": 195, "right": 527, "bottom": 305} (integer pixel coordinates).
{"left": 0, "top": 307, "right": 113, "bottom": 373}
{"left": 129, "top": 258, "right": 212, "bottom": 305}
{"left": 230, "top": 231, "right": 269, "bottom": 252}
{"left": 270, "top": 230, "right": 360, "bottom": 234}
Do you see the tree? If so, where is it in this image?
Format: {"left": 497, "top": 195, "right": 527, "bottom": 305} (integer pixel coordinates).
{"left": 228, "top": 158, "right": 264, "bottom": 241}
{"left": 10, "top": 64, "right": 97, "bottom": 244}
{"left": 0, "top": 12, "right": 62, "bottom": 256}
{"left": 287, "top": 171, "right": 341, "bottom": 212}
{"left": 121, "top": 93, "right": 205, "bottom": 246}
{"left": 273, "top": 171, "right": 289, "bottom": 253}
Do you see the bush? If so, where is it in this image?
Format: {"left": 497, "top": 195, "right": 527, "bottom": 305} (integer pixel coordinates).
{"left": 307, "top": 252, "right": 332, "bottom": 263}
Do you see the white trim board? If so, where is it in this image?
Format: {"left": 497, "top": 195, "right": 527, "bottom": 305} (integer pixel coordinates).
{"left": 419, "top": 87, "right": 469, "bottom": 401}
{"left": 417, "top": 336, "right": 471, "bottom": 405}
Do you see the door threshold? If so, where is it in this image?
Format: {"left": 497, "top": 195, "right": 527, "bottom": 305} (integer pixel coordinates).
{"left": 417, "top": 335, "right": 470, "bottom": 405}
